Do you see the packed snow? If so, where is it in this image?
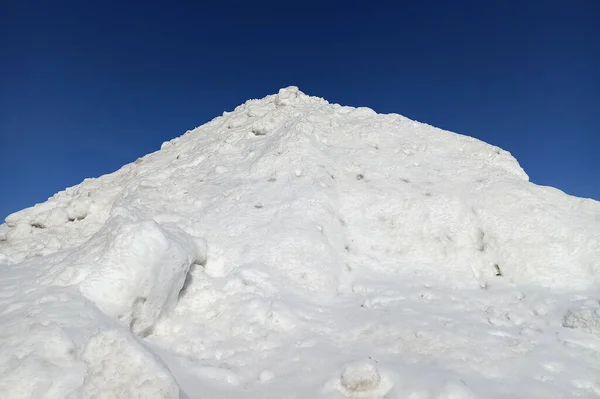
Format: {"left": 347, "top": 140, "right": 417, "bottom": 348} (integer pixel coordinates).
{"left": 1, "top": 87, "right": 600, "bottom": 398}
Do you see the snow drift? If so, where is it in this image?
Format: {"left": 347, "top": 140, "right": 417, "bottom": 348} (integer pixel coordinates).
{"left": 1, "top": 87, "right": 599, "bottom": 398}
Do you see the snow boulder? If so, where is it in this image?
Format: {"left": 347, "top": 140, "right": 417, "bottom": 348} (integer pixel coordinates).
{"left": 71, "top": 218, "right": 207, "bottom": 336}
{"left": 340, "top": 359, "right": 381, "bottom": 393}
{"left": 0, "top": 289, "right": 179, "bottom": 399}
{"left": 80, "top": 329, "right": 178, "bottom": 398}
{"left": 329, "top": 359, "right": 394, "bottom": 398}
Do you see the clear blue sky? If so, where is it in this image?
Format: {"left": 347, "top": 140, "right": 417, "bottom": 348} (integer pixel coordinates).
{"left": 1, "top": 0, "right": 598, "bottom": 219}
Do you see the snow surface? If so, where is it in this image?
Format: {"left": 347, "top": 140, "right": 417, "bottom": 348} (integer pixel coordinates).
{"left": 1, "top": 86, "right": 600, "bottom": 398}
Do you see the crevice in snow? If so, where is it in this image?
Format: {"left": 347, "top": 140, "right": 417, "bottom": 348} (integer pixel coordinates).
{"left": 177, "top": 256, "right": 207, "bottom": 301}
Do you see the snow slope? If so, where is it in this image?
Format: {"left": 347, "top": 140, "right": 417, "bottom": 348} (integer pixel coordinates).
{"left": 1, "top": 87, "right": 600, "bottom": 398}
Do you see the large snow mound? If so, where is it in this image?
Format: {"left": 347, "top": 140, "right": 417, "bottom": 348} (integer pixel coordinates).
{"left": 1, "top": 86, "right": 600, "bottom": 398}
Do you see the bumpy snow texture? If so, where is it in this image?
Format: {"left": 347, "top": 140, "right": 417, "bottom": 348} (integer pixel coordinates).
{"left": 1, "top": 87, "right": 600, "bottom": 399}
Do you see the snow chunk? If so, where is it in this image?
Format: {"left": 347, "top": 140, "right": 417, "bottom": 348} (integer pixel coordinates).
{"left": 0, "top": 290, "right": 179, "bottom": 399}
{"left": 76, "top": 219, "right": 207, "bottom": 335}
{"left": 44, "top": 207, "right": 69, "bottom": 227}
{"left": 326, "top": 359, "right": 395, "bottom": 398}
{"left": 340, "top": 359, "right": 381, "bottom": 393}
{"left": 66, "top": 199, "right": 90, "bottom": 221}
{"left": 81, "top": 329, "right": 179, "bottom": 398}
{"left": 5, "top": 223, "right": 32, "bottom": 240}
{"left": 274, "top": 86, "right": 309, "bottom": 107}
{"left": 251, "top": 110, "right": 287, "bottom": 136}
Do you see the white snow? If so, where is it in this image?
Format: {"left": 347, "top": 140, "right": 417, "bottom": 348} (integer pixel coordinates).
{"left": 1, "top": 86, "right": 600, "bottom": 398}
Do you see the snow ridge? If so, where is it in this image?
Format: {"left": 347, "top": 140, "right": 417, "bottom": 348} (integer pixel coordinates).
{"left": 1, "top": 87, "right": 600, "bottom": 398}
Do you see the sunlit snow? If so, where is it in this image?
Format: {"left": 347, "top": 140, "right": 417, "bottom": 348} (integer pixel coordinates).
{"left": 1, "top": 87, "right": 600, "bottom": 398}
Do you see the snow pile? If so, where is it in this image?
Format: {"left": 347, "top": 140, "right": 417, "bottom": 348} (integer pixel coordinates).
{"left": 1, "top": 204, "right": 205, "bottom": 397}
{"left": 1, "top": 87, "right": 600, "bottom": 398}
{"left": 0, "top": 289, "right": 179, "bottom": 398}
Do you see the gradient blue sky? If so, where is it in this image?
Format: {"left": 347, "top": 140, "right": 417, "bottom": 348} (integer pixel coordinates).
{"left": 1, "top": 0, "right": 598, "bottom": 219}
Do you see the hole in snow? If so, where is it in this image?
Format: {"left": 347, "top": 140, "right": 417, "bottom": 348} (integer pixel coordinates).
{"left": 178, "top": 262, "right": 205, "bottom": 300}
{"left": 356, "top": 174, "right": 364, "bottom": 180}
{"left": 30, "top": 222, "right": 46, "bottom": 229}
{"left": 494, "top": 264, "right": 503, "bottom": 276}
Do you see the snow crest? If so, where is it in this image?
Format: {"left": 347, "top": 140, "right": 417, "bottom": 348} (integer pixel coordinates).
{"left": 1, "top": 86, "right": 600, "bottom": 398}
